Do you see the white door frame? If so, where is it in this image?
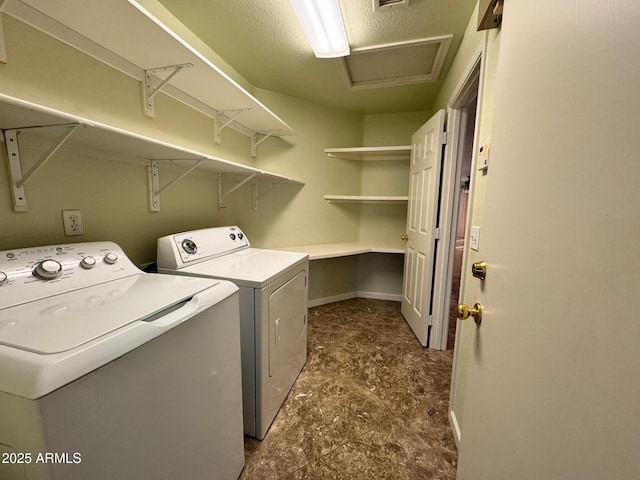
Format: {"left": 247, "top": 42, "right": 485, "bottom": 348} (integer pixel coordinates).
{"left": 428, "top": 49, "right": 483, "bottom": 351}
{"left": 444, "top": 46, "right": 485, "bottom": 445}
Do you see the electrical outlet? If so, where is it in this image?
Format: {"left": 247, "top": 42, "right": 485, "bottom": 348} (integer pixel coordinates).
{"left": 62, "top": 210, "right": 84, "bottom": 236}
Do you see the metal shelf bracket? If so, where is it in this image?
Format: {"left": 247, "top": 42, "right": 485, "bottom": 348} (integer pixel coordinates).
{"left": 217, "top": 172, "right": 257, "bottom": 210}
{"left": 252, "top": 180, "right": 279, "bottom": 210}
{"left": 3, "top": 122, "right": 84, "bottom": 212}
{"left": 147, "top": 158, "right": 206, "bottom": 211}
{"left": 0, "top": 0, "right": 8, "bottom": 64}
{"left": 213, "top": 108, "right": 252, "bottom": 145}
{"left": 142, "top": 63, "right": 193, "bottom": 117}
{"left": 251, "top": 130, "right": 276, "bottom": 158}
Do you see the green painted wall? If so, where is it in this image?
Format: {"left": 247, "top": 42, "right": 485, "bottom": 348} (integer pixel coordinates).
{"left": 0, "top": 3, "right": 494, "bottom": 315}
{"left": 0, "top": 14, "right": 364, "bottom": 268}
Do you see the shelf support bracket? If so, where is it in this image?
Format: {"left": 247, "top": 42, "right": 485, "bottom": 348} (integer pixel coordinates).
{"left": 142, "top": 63, "right": 193, "bottom": 118}
{"left": 147, "top": 158, "right": 206, "bottom": 211}
{"left": 252, "top": 180, "right": 279, "bottom": 210}
{"left": 251, "top": 130, "right": 276, "bottom": 158}
{"left": 218, "top": 172, "right": 257, "bottom": 209}
{"left": 0, "top": 0, "right": 8, "bottom": 64}
{"left": 213, "top": 109, "right": 252, "bottom": 145}
{"left": 4, "top": 123, "right": 83, "bottom": 212}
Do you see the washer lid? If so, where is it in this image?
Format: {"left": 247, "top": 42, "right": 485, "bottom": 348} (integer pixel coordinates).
{"left": 0, "top": 273, "right": 217, "bottom": 354}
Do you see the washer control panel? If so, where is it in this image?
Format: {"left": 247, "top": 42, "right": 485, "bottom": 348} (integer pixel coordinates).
{"left": 0, "top": 242, "right": 141, "bottom": 309}
{"left": 157, "top": 226, "right": 250, "bottom": 269}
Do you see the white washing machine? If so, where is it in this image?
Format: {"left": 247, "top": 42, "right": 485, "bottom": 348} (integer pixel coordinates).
{"left": 0, "top": 241, "right": 244, "bottom": 480}
{"left": 157, "top": 226, "right": 308, "bottom": 440}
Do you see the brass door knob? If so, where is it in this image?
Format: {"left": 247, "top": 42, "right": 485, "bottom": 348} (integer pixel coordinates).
{"left": 457, "top": 302, "right": 483, "bottom": 325}
{"left": 401, "top": 234, "right": 409, "bottom": 241}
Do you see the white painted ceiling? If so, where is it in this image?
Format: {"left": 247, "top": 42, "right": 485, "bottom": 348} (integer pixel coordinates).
{"left": 158, "top": 0, "right": 477, "bottom": 114}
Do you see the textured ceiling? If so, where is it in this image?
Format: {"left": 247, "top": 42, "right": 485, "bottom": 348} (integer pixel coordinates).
{"left": 158, "top": 0, "right": 476, "bottom": 114}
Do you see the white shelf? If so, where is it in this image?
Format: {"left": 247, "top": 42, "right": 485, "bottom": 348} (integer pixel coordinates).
{"left": 323, "top": 146, "right": 410, "bottom": 204}
{"left": 324, "top": 195, "right": 408, "bottom": 204}
{"left": 279, "top": 242, "right": 404, "bottom": 260}
{"left": 324, "top": 146, "right": 411, "bottom": 161}
{"left": 5, "top": 0, "right": 294, "bottom": 150}
{"left": 0, "top": 95, "right": 303, "bottom": 212}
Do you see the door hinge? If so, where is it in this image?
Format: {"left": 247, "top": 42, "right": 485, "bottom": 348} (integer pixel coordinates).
{"left": 440, "top": 132, "right": 447, "bottom": 145}
{"left": 434, "top": 227, "right": 440, "bottom": 240}
{"left": 427, "top": 314, "right": 433, "bottom": 326}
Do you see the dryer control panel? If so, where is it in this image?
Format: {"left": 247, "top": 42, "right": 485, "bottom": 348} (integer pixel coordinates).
{"left": 157, "top": 226, "right": 250, "bottom": 269}
{"left": 0, "top": 242, "right": 141, "bottom": 309}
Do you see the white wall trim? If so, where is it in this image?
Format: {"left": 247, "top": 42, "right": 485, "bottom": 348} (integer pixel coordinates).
{"left": 448, "top": 44, "right": 484, "bottom": 109}
{"left": 449, "top": 408, "right": 462, "bottom": 448}
{"left": 357, "top": 291, "right": 402, "bottom": 302}
{"left": 446, "top": 37, "right": 487, "bottom": 455}
{"left": 308, "top": 292, "right": 358, "bottom": 308}
{"left": 308, "top": 291, "right": 402, "bottom": 308}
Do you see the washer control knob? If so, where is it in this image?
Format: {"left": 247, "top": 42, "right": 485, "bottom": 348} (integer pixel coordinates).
{"left": 104, "top": 252, "right": 118, "bottom": 265}
{"left": 33, "top": 259, "right": 63, "bottom": 280}
{"left": 181, "top": 239, "right": 197, "bottom": 255}
{"left": 229, "top": 233, "right": 236, "bottom": 240}
{"left": 0, "top": 272, "right": 7, "bottom": 286}
{"left": 238, "top": 233, "right": 244, "bottom": 240}
{"left": 80, "top": 256, "right": 97, "bottom": 269}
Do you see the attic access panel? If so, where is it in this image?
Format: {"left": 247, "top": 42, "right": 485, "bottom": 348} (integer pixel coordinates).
{"left": 337, "top": 35, "right": 452, "bottom": 90}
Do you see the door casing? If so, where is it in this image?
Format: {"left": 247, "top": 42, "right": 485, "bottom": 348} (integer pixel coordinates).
{"left": 444, "top": 48, "right": 484, "bottom": 445}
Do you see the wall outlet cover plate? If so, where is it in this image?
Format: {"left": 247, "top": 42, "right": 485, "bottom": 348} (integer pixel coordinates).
{"left": 62, "top": 209, "right": 84, "bottom": 236}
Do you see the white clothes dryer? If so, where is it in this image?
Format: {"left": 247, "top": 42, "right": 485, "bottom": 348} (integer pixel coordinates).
{"left": 157, "top": 226, "right": 308, "bottom": 440}
{"left": 0, "top": 241, "right": 244, "bottom": 480}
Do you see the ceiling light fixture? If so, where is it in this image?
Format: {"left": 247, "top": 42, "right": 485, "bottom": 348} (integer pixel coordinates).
{"left": 289, "top": 0, "right": 349, "bottom": 58}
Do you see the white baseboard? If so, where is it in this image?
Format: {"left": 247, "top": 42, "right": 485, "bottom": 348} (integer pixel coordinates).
{"left": 308, "top": 291, "right": 402, "bottom": 308}
{"left": 449, "top": 409, "right": 461, "bottom": 449}
{"left": 357, "top": 291, "right": 402, "bottom": 302}
{"left": 308, "top": 292, "right": 358, "bottom": 307}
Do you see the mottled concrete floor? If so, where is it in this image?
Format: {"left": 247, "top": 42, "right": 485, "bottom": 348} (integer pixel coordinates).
{"left": 239, "top": 298, "right": 457, "bottom": 480}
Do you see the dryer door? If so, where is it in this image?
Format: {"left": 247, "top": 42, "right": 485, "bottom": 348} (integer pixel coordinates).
{"left": 268, "top": 270, "right": 307, "bottom": 378}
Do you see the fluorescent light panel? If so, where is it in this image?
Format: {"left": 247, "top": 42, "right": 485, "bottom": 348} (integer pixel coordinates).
{"left": 289, "top": 0, "right": 349, "bottom": 58}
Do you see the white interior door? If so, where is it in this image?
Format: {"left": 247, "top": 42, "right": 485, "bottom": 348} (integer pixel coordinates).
{"left": 456, "top": 1, "right": 640, "bottom": 478}
{"left": 401, "top": 110, "right": 445, "bottom": 346}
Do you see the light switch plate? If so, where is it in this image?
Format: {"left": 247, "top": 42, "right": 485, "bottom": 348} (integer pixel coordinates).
{"left": 470, "top": 226, "right": 480, "bottom": 251}
{"left": 478, "top": 141, "right": 490, "bottom": 170}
